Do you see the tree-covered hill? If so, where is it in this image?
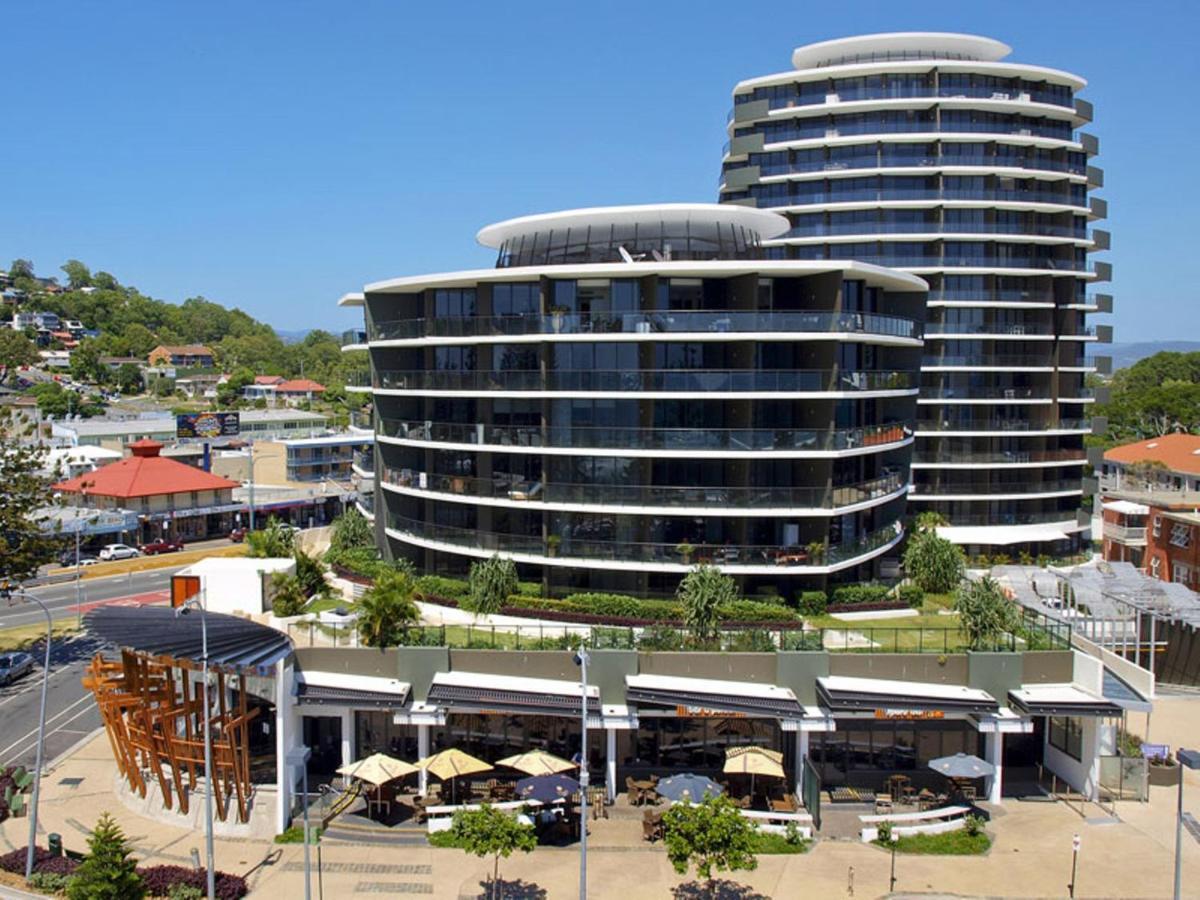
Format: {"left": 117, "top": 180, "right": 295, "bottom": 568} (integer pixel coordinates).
{"left": 1094, "top": 350, "right": 1200, "bottom": 445}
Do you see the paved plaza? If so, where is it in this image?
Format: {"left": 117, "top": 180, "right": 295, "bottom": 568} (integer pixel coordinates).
{"left": 2, "top": 696, "right": 1198, "bottom": 899}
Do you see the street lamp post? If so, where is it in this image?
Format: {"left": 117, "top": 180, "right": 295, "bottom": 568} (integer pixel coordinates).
{"left": 1175, "top": 748, "right": 1200, "bottom": 900}
{"left": 176, "top": 597, "right": 215, "bottom": 900}
{"left": 888, "top": 830, "right": 898, "bottom": 893}
{"left": 1068, "top": 833, "right": 1080, "bottom": 898}
{"left": 4, "top": 589, "right": 53, "bottom": 880}
{"left": 574, "top": 646, "right": 590, "bottom": 900}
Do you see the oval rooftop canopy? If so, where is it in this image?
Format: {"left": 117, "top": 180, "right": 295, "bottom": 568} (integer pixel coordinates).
{"left": 476, "top": 203, "right": 791, "bottom": 249}
{"left": 791, "top": 32, "right": 1012, "bottom": 70}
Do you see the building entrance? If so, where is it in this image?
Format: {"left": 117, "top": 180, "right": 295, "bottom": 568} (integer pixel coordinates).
{"left": 303, "top": 715, "right": 343, "bottom": 779}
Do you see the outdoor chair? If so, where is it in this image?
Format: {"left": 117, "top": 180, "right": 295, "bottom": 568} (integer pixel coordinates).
{"left": 961, "top": 785, "right": 977, "bottom": 802}
{"left": 875, "top": 794, "right": 893, "bottom": 815}
{"left": 642, "top": 810, "right": 664, "bottom": 842}
{"left": 625, "top": 776, "right": 643, "bottom": 806}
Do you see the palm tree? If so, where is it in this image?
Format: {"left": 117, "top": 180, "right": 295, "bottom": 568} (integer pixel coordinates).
{"left": 357, "top": 567, "right": 419, "bottom": 647}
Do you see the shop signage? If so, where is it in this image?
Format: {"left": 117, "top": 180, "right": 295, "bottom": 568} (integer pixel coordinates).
{"left": 676, "top": 705, "right": 745, "bottom": 718}
{"left": 874, "top": 708, "right": 945, "bottom": 720}
{"left": 176, "top": 411, "right": 240, "bottom": 440}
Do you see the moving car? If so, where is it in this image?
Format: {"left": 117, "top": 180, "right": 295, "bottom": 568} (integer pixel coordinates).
{"left": 98, "top": 543, "right": 140, "bottom": 561}
{"left": 138, "top": 539, "right": 184, "bottom": 555}
{"left": 0, "top": 652, "right": 35, "bottom": 686}
{"left": 229, "top": 527, "right": 247, "bottom": 543}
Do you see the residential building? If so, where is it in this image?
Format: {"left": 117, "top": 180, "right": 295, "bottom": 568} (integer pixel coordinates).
{"left": 32, "top": 311, "right": 61, "bottom": 331}
{"left": 42, "top": 445, "right": 124, "bottom": 480}
{"left": 37, "top": 349, "right": 71, "bottom": 368}
{"left": 243, "top": 375, "right": 285, "bottom": 402}
{"left": 1101, "top": 433, "right": 1200, "bottom": 493}
{"left": 213, "top": 433, "right": 374, "bottom": 486}
{"left": 719, "top": 32, "right": 1112, "bottom": 556}
{"left": 52, "top": 408, "right": 330, "bottom": 449}
{"left": 148, "top": 343, "right": 215, "bottom": 368}
{"left": 98, "top": 355, "right": 144, "bottom": 372}
{"left": 342, "top": 203, "right": 928, "bottom": 598}
{"left": 11, "top": 311, "right": 36, "bottom": 330}
{"left": 52, "top": 438, "right": 241, "bottom": 542}
{"left": 275, "top": 378, "right": 326, "bottom": 404}
{"left": 175, "top": 372, "right": 225, "bottom": 399}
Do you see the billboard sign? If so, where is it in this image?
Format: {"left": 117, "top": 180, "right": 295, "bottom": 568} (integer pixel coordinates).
{"left": 176, "top": 411, "right": 240, "bottom": 440}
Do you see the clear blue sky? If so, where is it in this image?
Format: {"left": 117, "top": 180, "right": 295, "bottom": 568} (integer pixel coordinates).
{"left": 3, "top": 0, "right": 1195, "bottom": 341}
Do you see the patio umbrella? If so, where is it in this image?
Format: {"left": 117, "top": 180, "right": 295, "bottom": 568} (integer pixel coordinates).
{"left": 336, "top": 752, "right": 419, "bottom": 787}
{"left": 723, "top": 746, "right": 785, "bottom": 800}
{"left": 417, "top": 748, "right": 493, "bottom": 804}
{"left": 497, "top": 749, "right": 576, "bottom": 776}
{"left": 516, "top": 774, "right": 581, "bottom": 804}
{"left": 655, "top": 773, "right": 723, "bottom": 804}
{"left": 927, "top": 752, "right": 994, "bottom": 780}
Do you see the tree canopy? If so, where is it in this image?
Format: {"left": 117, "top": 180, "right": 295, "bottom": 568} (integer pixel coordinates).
{"left": 447, "top": 804, "right": 536, "bottom": 900}
{"left": 1095, "top": 351, "right": 1200, "bottom": 443}
{"left": 661, "top": 794, "right": 759, "bottom": 886}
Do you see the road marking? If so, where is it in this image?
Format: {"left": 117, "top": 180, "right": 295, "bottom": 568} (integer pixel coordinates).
{"left": 0, "top": 692, "right": 96, "bottom": 760}
{"left": 0, "top": 663, "right": 86, "bottom": 711}
{"left": 2, "top": 706, "right": 100, "bottom": 764}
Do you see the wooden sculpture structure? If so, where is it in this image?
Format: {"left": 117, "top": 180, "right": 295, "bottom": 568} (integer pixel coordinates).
{"left": 82, "top": 650, "right": 262, "bottom": 823}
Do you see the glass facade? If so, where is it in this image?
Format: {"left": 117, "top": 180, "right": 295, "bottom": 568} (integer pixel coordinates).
{"left": 811, "top": 719, "right": 981, "bottom": 786}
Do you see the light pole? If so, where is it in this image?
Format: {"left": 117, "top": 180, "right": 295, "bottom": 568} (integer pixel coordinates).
{"left": 1068, "top": 832, "right": 1080, "bottom": 898}
{"left": 888, "top": 830, "right": 898, "bottom": 893}
{"left": 4, "top": 588, "right": 53, "bottom": 880}
{"left": 286, "top": 748, "right": 313, "bottom": 900}
{"left": 573, "top": 646, "right": 590, "bottom": 900}
{"left": 74, "top": 482, "right": 93, "bottom": 628}
{"left": 1175, "top": 748, "right": 1200, "bottom": 900}
{"left": 176, "top": 597, "right": 215, "bottom": 900}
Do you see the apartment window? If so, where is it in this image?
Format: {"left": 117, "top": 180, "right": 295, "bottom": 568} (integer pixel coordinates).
{"left": 1152, "top": 516, "right": 1162, "bottom": 538}
{"left": 1173, "top": 563, "right": 1191, "bottom": 585}
{"left": 190, "top": 492, "right": 200, "bottom": 507}
{"left": 1048, "top": 716, "right": 1083, "bottom": 761}
{"left": 1170, "top": 523, "right": 1191, "bottom": 548}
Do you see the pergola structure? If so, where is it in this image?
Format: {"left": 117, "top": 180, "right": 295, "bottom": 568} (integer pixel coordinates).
{"left": 82, "top": 606, "right": 293, "bottom": 824}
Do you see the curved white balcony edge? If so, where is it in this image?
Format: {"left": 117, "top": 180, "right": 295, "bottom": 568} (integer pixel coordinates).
{"left": 920, "top": 365, "right": 1055, "bottom": 373}
{"left": 914, "top": 428, "right": 1090, "bottom": 437}
{"left": 383, "top": 526, "right": 903, "bottom": 575}
{"left": 924, "top": 332, "right": 1056, "bottom": 341}
{"left": 929, "top": 300, "right": 1055, "bottom": 309}
{"left": 356, "top": 500, "right": 375, "bottom": 521}
{"left": 371, "top": 388, "right": 921, "bottom": 401}
{"left": 762, "top": 199, "right": 1090, "bottom": 216}
{"left": 738, "top": 95, "right": 1083, "bottom": 127}
{"left": 911, "top": 488, "right": 1083, "bottom": 501}
{"left": 734, "top": 60, "right": 1086, "bottom": 94}
{"left": 916, "top": 398, "right": 1052, "bottom": 406}
{"left": 934, "top": 518, "right": 1087, "bottom": 547}
{"left": 778, "top": 232, "right": 1091, "bottom": 249}
{"left": 759, "top": 164, "right": 1086, "bottom": 186}
{"left": 376, "top": 433, "right": 915, "bottom": 460}
{"left": 758, "top": 132, "right": 1085, "bottom": 156}
{"left": 378, "top": 479, "right": 909, "bottom": 519}
{"left": 911, "top": 458, "right": 1087, "bottom": 470}
{"left": 366, "top": 330, "right": 923, "bottom": 349}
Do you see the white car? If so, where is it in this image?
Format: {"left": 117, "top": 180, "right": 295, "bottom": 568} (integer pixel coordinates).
{"left": 98, "top": 543, "right": 140, "bottom": 561}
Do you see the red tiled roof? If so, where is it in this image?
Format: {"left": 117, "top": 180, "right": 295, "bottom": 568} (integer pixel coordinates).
{"left": 52, "top": 439, "right": 240, "bottom": 499}
{"left": 1104, "top": 434, "right": 1200, "bottom": 476}
{"left": 150, "top": 344, "right": 214, "bottom": 357}
{"left": 254, "top": 375, "right": 285, "bottom": 385}
{"left": 276, "top": 378, "right": 326, "bottom": 393}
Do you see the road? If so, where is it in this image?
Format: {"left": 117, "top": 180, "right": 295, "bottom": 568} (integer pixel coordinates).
{"left": 0, "top": 566, "right": 185, "bottom": 628}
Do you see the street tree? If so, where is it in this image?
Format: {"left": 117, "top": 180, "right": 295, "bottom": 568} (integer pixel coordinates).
{"left": 447, "top": 804, "right": 536, "bottom": 900}
{"left": 954, "top": 576, "right": 1022, "bottom": 650}
{"left": 661, "top": 794, "right": 758, "bottom": 888}
{"left": 357, "top": 567, "right": 419, "bottom": 647}
{"left": 677, "top": 564, "right": 737, "bottom": 644}
{"left": 245, "top": 516, "right": 296, "bottom": 558}
{"left": 0, "top": 412, "right": 57, "bottom": 588}
{"left": 67, "top": 812, "right": 145, "bottom": 900}
{"left": 115, "top": 363, "right": 144, "bottom": 395}
{"left": 465, "top": 555, "right": 518, "bottom": 615}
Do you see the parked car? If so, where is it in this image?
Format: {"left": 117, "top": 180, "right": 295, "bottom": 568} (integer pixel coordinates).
{"left": 59, "top": 550, "right": 101, "bottom": 567}
{"left": 98, "top": 543, "right": 140, "bottom": 561}
{"left": 229, "top": 527, "right": 247, "bottom": 543}
{"left": 0, "top": 652, "right": 35, "bottom": 686}
{"left": 138, "top": 539, "right": 184, "bottom": 555}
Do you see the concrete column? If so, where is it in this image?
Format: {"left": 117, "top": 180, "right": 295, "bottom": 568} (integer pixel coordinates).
{"left": 275, "top": 659, "right": 293, "bottom": 834}
{"left": 418, "top": 724, "right": 430, "bottom": 795}
{"left": 340, "top": 709, "right": 353, "bottom": 767}
{"left": 605, "top": 728, "right": 617, "bottom": 803}
{"left": 795, "top": 731, "right": 810, "bottom": 800}
{"left": 985, "top": 732, "right": 1003, "bottom": 804}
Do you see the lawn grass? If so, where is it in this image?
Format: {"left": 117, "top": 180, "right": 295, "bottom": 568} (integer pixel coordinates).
{"left": 0, "top": 621, "right": 81, "bottom": 652}
{"left": 750, "top": 831, "right": 811, "bottom": 854}
{"left": 804, "top": 612, "right": 968, "bottom": 653}
{"left": 874, "top": 829, "right": 991, "bottom": 855}
{"left": 921, "top": 593, "right": 957, "bottom": 613}
{"left": 304, "top": 595, "right": 354, "bottom": 615}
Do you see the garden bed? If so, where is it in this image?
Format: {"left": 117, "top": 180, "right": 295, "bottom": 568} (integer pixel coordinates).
{"left": 873, "top": 830, "right": 991, "bottom": 855}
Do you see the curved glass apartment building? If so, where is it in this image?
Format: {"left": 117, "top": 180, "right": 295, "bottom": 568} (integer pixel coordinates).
{"left": 345, "top": 204, "right": 928, "bottom": 598}
{"left": 719, "top": 33, "right": 1112, "bottom": 555}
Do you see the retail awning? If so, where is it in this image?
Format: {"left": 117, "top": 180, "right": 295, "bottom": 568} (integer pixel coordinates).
{"left": 296, "top": 671, "right": 411, "bottom": 709}
{"left": 816, "top": 675, "right": 999, "bottom": 716}
{"left": 1101, "top": 668, "right": 1153, "bottom": 714}
{"left": 1008, "top": 684, "right": 1123, "bottom": 717}
{"left": 624, "top": 673, "right": 804, "bottom": 719}
{"left": 1102, "top": 499, "right": 1150, "bottom": 516}
{"left": 427, "top": 671, "right": 600, "bottom": 716}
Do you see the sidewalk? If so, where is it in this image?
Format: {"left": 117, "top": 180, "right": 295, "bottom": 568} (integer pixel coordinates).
{"left": 3, "top": 728, "right": 1199, "bottom": 897}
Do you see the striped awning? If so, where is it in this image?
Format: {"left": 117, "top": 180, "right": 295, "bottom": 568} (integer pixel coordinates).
{"left": 625, "top": 673, "right": 805, "bottom": 719}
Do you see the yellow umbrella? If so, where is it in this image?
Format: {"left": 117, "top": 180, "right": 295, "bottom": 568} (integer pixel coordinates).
{"left": 496, "top": 749, "right": 576, "bottom": 776}
{"left": 417, "top": 748, "right": 493, "bottom": 804}
{"left": 336, "top": 752, "right": 419, "bottom": 787}
{"left": 723, "top": 746, "right": 786, "bottom": 800}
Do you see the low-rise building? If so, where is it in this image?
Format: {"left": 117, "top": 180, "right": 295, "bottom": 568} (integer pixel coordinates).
{"left": 53, "top": 409, "right": 331, "bottom": 449}
{"left": 42, "top": 445, "right": 124, "bottom": 480}
{"left": 275, "top": 378, "right": 326, "bottom": 405}
{"left": 148, "top": 344, "right": 215, "bottom": 368}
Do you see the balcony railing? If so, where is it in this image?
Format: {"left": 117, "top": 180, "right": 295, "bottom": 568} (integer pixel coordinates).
{"left": 907, "top": 510, "right": 1083, "bottom": 527}
{"left": 380, "top": 467, "right": 906, "bottom": 511}
{"left": 785, "top": 222, "right": 1089, "bottom": 240}
{"left": 376, "top": 418, "right": 913, "bottom": 454}
{"left": 370, "top": 369, "right": 916, "bottom": 393}
{"left": 384, "top": 514, "right": 904, "bottom": 568}
{"left": 914, "top": 449, "right": 1088, "bottom": 466}
{"left": 917, "top": 386, "right": 1046, "bottom": 401}
{"left": 762, "top": 188, "right": 1086, "bottom": 208}
{"left": 910, "top": 477, "right": 1084, "bottom": 495}
{"left": 916, "top": 418, "right": 1091, "bottom": 433}
{"left": 923, "top": 354, "right": 1055, "bottom": 368}
{"left": 353, "top": 451, "right": 375, "bottom": 474}
{"left": 924, "top": 323, "right": 1054, "bottom": 337}
{"left": 1103, "top": 522, "right": 1147, "bottom": 544}
{"left": 369, "top": 310, "right": 922, "bottom": 342}
{"left": 752, "top": 154, "right": 1086, "bottom": 178}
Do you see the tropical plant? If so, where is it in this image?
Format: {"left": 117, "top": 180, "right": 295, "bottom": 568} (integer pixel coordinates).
{"left": 912, "top": 510, "right": 949, "bottom": 532}
{"left": 963, "top": 814, "right": 985, "bottom": 837}
{"left": 677, "top": 565, "right": 738, "bottom": 643}
{"left": 245, "top": 517, "right": 295, "bottom": 558}
{"left": 329, "top": 507, "right": 374, "bottom": 552}
{"left": 954, "top": 576, "right": 1022, "bottom": 650}
{"left": 465, "top": 555, "right": 519, "bottom": 616}
{"left": 661, "top": 794, "right": 758, "bottom": 886}
{"left": 903, "top": 529, "right": 966, "bottom": 594}
{"left": 357, "top": 567, "right": 419, "bottom": 648}
{"left": 805, "top": 540, "right": 826, "bottom": 563}
{"left": 68, "top": 812, "right": 144, "bottom": 900}
{"left": 446, "top": 804, "right": 536, "bottom": 900}
{"left": 268, "top": 572, "right": 308, "bottom": 618}
{"left": 292, "top": 549, "right": 330, "bottom": 600}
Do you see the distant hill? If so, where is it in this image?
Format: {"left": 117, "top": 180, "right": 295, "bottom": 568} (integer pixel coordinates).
{"left": 274, "top": 328, "right": 313, "bottom": 344}
{"left": 1089, "top": 341, "right": 1200, "bottom": 371}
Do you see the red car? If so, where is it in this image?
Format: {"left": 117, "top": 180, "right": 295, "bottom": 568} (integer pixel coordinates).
{"left": 229, "top": 528, "right": 247, "bottom": 543}
{"left": 139, "top": 539, "right": 184, "bottom": 555}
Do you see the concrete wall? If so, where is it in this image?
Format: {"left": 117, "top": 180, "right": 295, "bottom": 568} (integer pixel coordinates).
{"left": 635, "top": 652, "right": 778, "bottom": 683}
{"left": 829, "top": 653, "right": 968, "bottom": 685}
{"left": 1020, "top": 651, "right": 1075, "bottom": 685}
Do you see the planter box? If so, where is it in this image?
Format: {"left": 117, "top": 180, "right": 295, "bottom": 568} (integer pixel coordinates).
{"left": 1149, "top": 762, "right": 1181, "bottom": 787}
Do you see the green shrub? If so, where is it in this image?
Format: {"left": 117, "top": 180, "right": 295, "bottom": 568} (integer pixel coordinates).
{"left": 561, "top": 592, "right": 682, "bottom": 619}
{"left": 515, "top": 581, "right": 543, "bottom": 597}
{"left": 414, "top": 575, "right": 470, "bottom": 602}
{"left": 465, "top": 556, "right": 519, "bottom": 615}
{"left": 780, "top": 630, "right": 824, "bottom": 651}
{"left": 798, "top": 591, "right": 828, "bottom": 616}
{"left": 324, "top": 545, "right": 388, "bottom": 580}
{"left": 29, "top": 871, "right": 74, "bottom": 892}
{"left": 750, "top": 830, "right": 811, "bottom": 854}
{"left": 293, "top": 549, "right": 331, "bottom": 599}
{"left": 716, "top": 600, "right": 798, "bottom": 622}
{"left": 637, "top": 624, "right": 686, "bottom": 651}
{"left": 831, "top": 583, "right": 892, "bottom": 605}
{"left": 268, "top": 572, "right": 308, "bottom": 618}
{"left": 904, "top": 529, "right": 967, "bottom": 593}
{"left": 166, "top": 885, "right": 204, "bottom": 900}
{"left": 68, "top": 813, "right": 144, "bottom": 900}
{"left": 898, "top": 584, "right": 925, "bottom": 608}
{"left": 725, "top": 630, "right": 777, "bottom": 652}
{"left": 963, "top": 814, "right": 985, "bottom": 837}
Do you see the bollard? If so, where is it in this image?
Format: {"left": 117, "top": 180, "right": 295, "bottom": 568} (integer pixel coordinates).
{"left": 48, "top": 834, "right": 62, "bottom": 857}
{"left": 190, "top": 847, "right": 202, "bottom": 870}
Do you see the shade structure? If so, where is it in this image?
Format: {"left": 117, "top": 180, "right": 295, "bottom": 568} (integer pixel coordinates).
{"left": 418, "top": 748, "right": 494, "bottom": 781}
{"left": 655, "top": 773, "right": 723, "bottom": 803}
{"left": 928, "top": 752, "right": 995, "bottom": 779}
{"left": 723, "top": 746, "right": 785, "bottom": 777}
{"left": 516, "top": 774, "right": 581, "bottom": 804}
{"left": 336, "top": 753, "right": 418, "bottom": 787}
{"left": 497, "top": 749, "right": 577, "bottom": 777}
